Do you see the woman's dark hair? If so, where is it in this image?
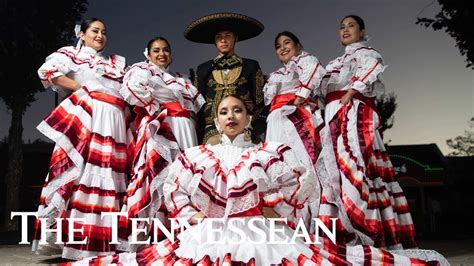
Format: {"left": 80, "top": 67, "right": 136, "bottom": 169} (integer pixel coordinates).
{"left": 146, "top": 36, "right": 172, "bottom": 55}
{"left": 274, "top": 31, "right": 302, "bottom": 49}
{"left": 341, "top": 15, "right": 365, "bottom": 30}
{"left": 216, "top": 94, "right": 252, "bottom": 116}
{"left": 80, "top": 18, "right": 105, "bottom": 33}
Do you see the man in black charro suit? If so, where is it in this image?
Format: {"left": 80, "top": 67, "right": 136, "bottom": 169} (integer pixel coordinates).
{"left": 184, "top": 12, "right": 266, "bottom": 144}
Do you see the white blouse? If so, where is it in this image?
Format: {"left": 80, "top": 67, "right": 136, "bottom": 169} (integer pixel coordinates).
{"left": 37, "top": 46, "right": 126, "bottom": 98}
{"left": 263, "top": 51, "right": 326, "bottom": 105}
{"left": 163, "top": 133, "right": 316, "bottom": 221}
{"left": 121, "top": 61, "right": 205, "bottom": 116}
{"left": 323, "top": 41, "right": 386, "bottom": 98}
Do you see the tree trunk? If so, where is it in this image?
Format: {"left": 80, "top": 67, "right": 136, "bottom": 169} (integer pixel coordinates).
{"left": 1, "top": 102, "right": 24, "bottom": 231}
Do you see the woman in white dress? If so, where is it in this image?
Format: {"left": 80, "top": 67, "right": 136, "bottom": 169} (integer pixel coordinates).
{"left": 70, "top": 95, "right": 448, "bottom": 265}
{"left": 121, "top": 36, "right": 205, "bottom": 150}
{"left": 322, "top": 14, "right": 417, "bottom": 249}
{"left": 116, "top": 37, "right": 205, "bottom": 251}
{"left": 33, "top": 18, "right": 132, "bottom": 260}
{"left": 264, "top": 32, "right": 361, "bottom": 244}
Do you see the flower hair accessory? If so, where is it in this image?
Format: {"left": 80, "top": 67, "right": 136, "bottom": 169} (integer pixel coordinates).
{"left": 74, "top": 24, "right": 82, "bottom": 49}
{"left": 143, "top": 48, "right": 150, "bottom": 60}
{"left": 74, "top": 24, "right": 81, "bottom": 38}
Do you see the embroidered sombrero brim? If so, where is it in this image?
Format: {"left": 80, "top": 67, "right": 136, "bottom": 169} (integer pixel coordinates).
{"left": 184, "top": 12, "right": 264, "bottom": 44}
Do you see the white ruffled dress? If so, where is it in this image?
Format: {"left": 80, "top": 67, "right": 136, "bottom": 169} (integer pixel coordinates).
{"left": 121, "top": 61, "right": 205, "bottom": 150}
{"left": 70, "top": 135, "right": 448, "bottom": 265}
{"left": 33, "top": 46, "right": 132, "bottom": 260}
{"left": 322, "top": 41, "right": 417, "bottom": 248}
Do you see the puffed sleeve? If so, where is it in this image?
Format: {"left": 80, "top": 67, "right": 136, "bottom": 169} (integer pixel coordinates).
{"left": 294, "top": 54, "right": 327, "bottom": 99}
{"left": 174, "top": 73, "right": 205, "bottom": 113}
{"left": 262, "top": 72, "right": 279, "bottom": 106}
{"left": 120, "top": 63, "right": 160, "bottom": 115}
{"left": 37, "top": 46, "right": 80, "bottom": 91}
{"left": 252, "top": 142, "right": 318, "bottom": 218}
{"left": 163, "top": 152, "right": 200, "bottom": 222}
{"left": 349, "top": 49, "right": 387, "bottom": 94}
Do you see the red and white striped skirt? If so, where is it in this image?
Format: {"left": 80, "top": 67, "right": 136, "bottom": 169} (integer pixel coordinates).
{"left": 32, "top": 87, "right": 133, "bottom": 260}
{"left": 324, "top": 96, "right": 417, "bottom": 249}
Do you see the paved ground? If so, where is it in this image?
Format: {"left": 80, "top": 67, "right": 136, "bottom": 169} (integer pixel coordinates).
{"left": 0, "top": 239, "right": 473, "bottom": 265}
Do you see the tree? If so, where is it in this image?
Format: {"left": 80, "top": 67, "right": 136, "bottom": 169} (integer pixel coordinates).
{"left": 0, "top": 0, "right": 88, "bottom": 231}
{"left": 417, "top": 1, "right": 474, "bottom": 69}
{"left": 446, "top": 117, "right": 474, "bottom": 156}
{"left": 375, "top": 92, "right": 397, "bottom": 139}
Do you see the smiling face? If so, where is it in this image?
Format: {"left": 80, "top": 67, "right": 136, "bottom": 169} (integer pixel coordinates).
{"left": 215, "top": 30, "right": 237, "bottom": 56}
{"left": 80, "top": 20, "right": 107, "bottom": 51}
{"left": 339, "top": 16, "right": 365, "bottom": 46}
{"left": 216, "top": 96, "right": 250, "bottom": 141}
{"left": 275, "top": 35, "right": 301, "bottom": 63}
{"left": 148, "top": 39, "right": 172, "bottom": 68}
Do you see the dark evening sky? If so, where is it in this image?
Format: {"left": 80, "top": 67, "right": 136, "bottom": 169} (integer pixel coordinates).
{"left": 1, "top": 0, "right": 472, "bottom": 153}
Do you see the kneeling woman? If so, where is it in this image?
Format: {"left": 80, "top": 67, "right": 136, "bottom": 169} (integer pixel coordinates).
{"left": 71, "top": 95, "right": 447, "bottom": 265}
{"left": 117, "top": 37, "right": 205, "bottom": 250}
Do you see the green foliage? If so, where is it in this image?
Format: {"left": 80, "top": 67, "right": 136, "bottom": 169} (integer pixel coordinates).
{"left": 0, "top": 0, "right": 88, "bottom": 112}
{"left": 447, "top": 117, "right": 474, "bottom": 156}
{"left": 375, "top": 92, "right": 397, "bottom": 134}
{"left": 417, "top": 0, "right": 474, "bottom": 69}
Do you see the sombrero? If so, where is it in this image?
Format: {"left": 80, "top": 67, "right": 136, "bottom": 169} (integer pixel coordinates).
{"left": 184, "top": 12, "right": 264, "bottom": 44}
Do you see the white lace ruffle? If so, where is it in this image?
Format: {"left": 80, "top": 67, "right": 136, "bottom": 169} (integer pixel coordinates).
{"left": 164, "top": 140, "right": 317, "bottom": 221}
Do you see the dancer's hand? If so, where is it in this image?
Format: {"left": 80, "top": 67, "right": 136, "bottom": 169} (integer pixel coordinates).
{"left": 190, "top": 212, "right": 205, "bottom": 224}
{"left": 340, "top": 89, "right": 356, "bottom": 105}
{"left": 294, "top": 96, "right": 306, "bottom": 107}
{"left": 263, "top": 207, "right": 280, "bottom": 219}
{"left": 51, "top": 76, "right": 81, "bottom": 91}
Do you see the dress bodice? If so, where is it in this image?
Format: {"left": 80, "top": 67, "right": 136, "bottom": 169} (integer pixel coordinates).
{"left": 163, "top": 133, "right": 316, "bottom": 221}
{"left": 121, "top": 61, "right": 204, "bottom": 115}
{"left": 38, "top": 46, "right": 126, "bottom": 98}
{"left": 264, "top": 51, "right": 326, "bottom": 105}
{"left": 323, "top": 41, "right": 386, "bottom": 97}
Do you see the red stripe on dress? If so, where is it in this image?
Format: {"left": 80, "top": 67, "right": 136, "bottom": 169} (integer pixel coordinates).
{"left": 68, "top": 200, "right": 119, "bottom": 215}
{"left": 360, "top": 61, "right": 380, "bottom": 83}
{"left": 228, "top": 183, "right": 258, "bottom": 198}
{"left": 72, "top": 184, "right": 126, "bottom": 198}
{"left": 86, "top": 148, "right": 128, "bottom": 173}
{"left": 125, "top": 82, "right": 152, "bottom": 107}
{"left": 363, "top": 245, "right": 372, "bottom": 266}
{"left": 56, "top": 48, "right": 124, "bottom": 81}
{"left": 47, "top": 147, "right": 75, "bottom": 180}
{"left": 303, "top": 62, "right": 320, "bottom": 88}
{"left": 197, "top": 180, "right": 227, "bottom": 207}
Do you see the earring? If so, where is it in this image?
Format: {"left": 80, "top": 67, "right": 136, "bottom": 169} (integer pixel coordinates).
{"left": 244, "top": 116, "right": 253, "bottom": 141}
{"left": 214, "top": 118, "right": 223, "bottom": 140}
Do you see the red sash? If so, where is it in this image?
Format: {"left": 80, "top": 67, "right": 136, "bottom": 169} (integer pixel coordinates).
{"left": 89, "top": 91, "right": 126, "bottom": 109}
{"left": 325, "top": 91, "right": 376, "bottom": 111}
{"left": 269, "top": 93, "right": 318, "bottom": 154}
{"left": 270, "top": 93, "right": 296, "bottom": 112}
{"left": 161, "top": 102, "right": 190, "bottom": 118}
